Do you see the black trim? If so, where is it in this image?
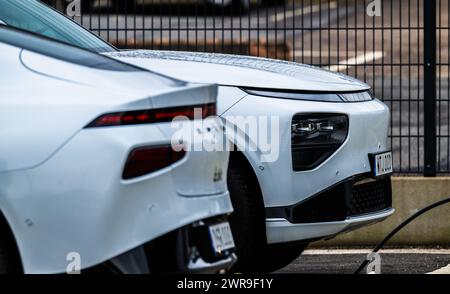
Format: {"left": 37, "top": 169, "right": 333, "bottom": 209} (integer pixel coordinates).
{"left": 241, "top": 86, "right": 371, "bottom": 95}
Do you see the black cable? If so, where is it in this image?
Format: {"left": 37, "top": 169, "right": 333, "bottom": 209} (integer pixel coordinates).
{"left": 354, "top": 196, "right": 450, "bottom": 274}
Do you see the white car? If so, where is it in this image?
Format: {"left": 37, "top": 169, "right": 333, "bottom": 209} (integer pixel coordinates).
{"left": 0, "top": 26, "right": 236, "bottom": 274}
{"left": 1, "top": 0, "right": 394, "bottom": 272}
{"left": 110, "top": 55, "right": 395, "bottom": 273}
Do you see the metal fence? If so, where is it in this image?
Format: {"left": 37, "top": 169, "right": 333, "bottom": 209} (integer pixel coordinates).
{"left": 45, "top": 0, "right": 450, "bottom": 176}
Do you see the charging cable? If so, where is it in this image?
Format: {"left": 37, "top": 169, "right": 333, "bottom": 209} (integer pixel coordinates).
{"left": 354, "top": 196, "right": 450, "bottom": 274}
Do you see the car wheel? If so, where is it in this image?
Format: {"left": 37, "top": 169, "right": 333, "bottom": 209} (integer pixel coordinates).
{"left": 227, "top": 153, "right": 307, "bottom": 272}
{"left": 264, "top": 243, "right": 308, "bottom": 272}
{"left": 0, "top": 244, "right": 12, "bottom": 274}
{"left": 0, "top": 217, "right": 22, "bottom": 273}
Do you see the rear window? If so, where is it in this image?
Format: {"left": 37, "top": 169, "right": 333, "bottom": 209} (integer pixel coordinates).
{"left": 0, "top": 0, "right": 115, "bottom": 53}
{"left": 0, "top": 26, "right": 142, "bottom": 72}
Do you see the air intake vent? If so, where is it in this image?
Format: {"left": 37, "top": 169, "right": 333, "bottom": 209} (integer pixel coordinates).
{"left": 349, "top": 177, "right": 392, "bottom": 216}
{"left": 265, "top": 175, "right": 392, "bottom": 224}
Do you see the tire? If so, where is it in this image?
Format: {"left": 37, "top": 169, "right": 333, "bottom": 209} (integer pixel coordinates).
{"left": 264, "top": 243, "right": 308, "bottom": 272}
{"left": 0, "top": 243, "right": 11, "bottom": 274}
{"left": 227, "top": 153, "right": 307, "bottom": 273}
{"left": 0, "top": 215, "right": 22, "bottom": 274}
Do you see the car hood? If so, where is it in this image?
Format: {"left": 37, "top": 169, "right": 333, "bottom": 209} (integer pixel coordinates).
{"left": 105, "top": 50, "right": 370, "bottom": 92}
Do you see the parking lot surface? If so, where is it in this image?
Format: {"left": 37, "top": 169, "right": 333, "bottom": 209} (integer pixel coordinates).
{"left": 278, "top": 249, "right": 450, "bottom": 274}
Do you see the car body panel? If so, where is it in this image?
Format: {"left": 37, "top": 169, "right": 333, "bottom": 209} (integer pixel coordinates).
{"left": 0, "top": 43, "right": 216, "bottom": 173}
{"left": 221, "top": 93, "right": 390, "bottom": 208}
{"left": 0, "top": 29, "right": 233, "bottom": 273}
{"left": 0, "top": 122, "right": 232, "bottom": 273}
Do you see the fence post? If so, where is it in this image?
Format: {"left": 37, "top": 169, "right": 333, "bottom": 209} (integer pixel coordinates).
{"left": 423, "top": 0, "right": 437, "bottom": 177}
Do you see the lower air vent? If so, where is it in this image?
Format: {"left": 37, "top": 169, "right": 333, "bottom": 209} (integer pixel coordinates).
{"left": 266, "top": 175, "right": 392, "bottom": 224}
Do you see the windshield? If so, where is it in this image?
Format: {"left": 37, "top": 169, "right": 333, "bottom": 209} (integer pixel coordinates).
{"left": 0, "top": 0, "right": 116, "bottom": 53}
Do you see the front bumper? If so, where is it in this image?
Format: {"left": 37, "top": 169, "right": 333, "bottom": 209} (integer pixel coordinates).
{"left": 265, "top": 175, "right": 394, "bottom": 244}
{"left": 266, "top": 208, "right": 394, "bottom": 244}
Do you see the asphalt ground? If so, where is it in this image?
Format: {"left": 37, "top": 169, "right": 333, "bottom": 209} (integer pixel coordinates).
{"left": 277, "top": 249, "right": 450, "bottom": 274}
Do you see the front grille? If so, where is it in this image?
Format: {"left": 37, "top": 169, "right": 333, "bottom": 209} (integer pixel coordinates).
{"left": 349, "top": 177, "right": 392, "bottom": 216}
{"left": 266, "top": 175, "right": 392, "bottom": 224}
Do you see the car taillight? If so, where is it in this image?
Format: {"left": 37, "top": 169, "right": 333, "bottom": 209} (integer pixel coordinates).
{"left": 122, "top": 145, "right": 186, "bottom": 180}
{"left": 291, "top": 114, "right": 348, "bottom": 171}
{"left": 85, "top": 103, "right": 216, "bottom": 128}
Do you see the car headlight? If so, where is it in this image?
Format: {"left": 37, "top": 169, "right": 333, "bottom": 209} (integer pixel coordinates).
{"left": 291, "top": 114, "right": 348, "bottom": 171}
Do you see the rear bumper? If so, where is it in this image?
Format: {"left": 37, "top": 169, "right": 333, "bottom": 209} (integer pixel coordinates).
{"left": 187, "top": 254, "right": 237, "bottom": 274}
{"left": 107, "top": 215, "right": 237, "bottom": 274}
{"left": 266, "top": 208, "right": 394, "bottom": 244}
{"left": 0, "top": 121, "right": 232, "bottom": 274}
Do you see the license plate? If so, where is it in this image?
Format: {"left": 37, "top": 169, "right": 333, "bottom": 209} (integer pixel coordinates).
{"left": 371, "top": 151, "right": 393, "bottom": 177}
{"left": 208, "top": 222, "right": 235, "bottom": 253}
